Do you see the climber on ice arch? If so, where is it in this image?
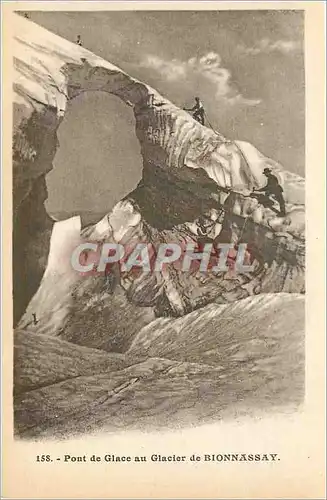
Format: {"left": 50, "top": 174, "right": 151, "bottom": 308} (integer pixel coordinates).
{"left": 251, "top": 168, "right": 286, "bottom": 217}
{"left": 183, "top": 97, "right": 205, "bottom": 126}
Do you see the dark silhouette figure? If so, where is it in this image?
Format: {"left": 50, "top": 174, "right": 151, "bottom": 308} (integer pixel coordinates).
{"left": 76, "top": 35, "right": 83, "bottom": 46}
{"left": 196, "top": 216, "right": 211, "bottom": 248}
{"left": 184, "top": 97, "right": 205, "bottom": 125}
{"left": 105, "top": 272, "right": 115, "bottom": 294}
{"left": 196, "top": 216, "right": 221, "bottom": 260}
{"left": 32, "top": 313, "right": 38, "bottom": 325}
{"left": 252, "top": 168, "right": 286, "bottom": 217}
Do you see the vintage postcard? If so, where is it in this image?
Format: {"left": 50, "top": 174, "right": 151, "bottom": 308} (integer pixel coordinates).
{"left": 1, "top": 1, "right": 326, "bottom": 498}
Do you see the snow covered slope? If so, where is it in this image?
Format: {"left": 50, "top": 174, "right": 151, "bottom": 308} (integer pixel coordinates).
{"left": 15, "top": 293, "right": 304, "bottom": 439}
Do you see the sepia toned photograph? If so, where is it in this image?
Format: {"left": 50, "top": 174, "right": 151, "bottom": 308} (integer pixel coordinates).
{"left": 2, "top": 2, "right": 325, "bottom": 498}
{"left": 12, "top": 8, "right": 306, "bottom": 440}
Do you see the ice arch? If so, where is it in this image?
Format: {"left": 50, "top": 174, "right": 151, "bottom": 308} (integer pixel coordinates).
{"left": 12, "top": 14, "right": 305, "bottom": 323}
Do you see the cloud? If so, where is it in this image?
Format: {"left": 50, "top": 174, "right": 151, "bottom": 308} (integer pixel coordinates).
{"left": 140, "top": 52, "right": 261, "bottom": 106}
{"left": 236, "top": 39, "right": 301, "bottom": 56}
{"left": 141, "top": 55, "right": 187, "bottom": 81}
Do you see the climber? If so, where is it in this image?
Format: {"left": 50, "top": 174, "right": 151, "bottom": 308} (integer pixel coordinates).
{"left": 195, "top": 216, "right": 210, "bottom": 250}
{"left": 76, "top": 35, "right": 83, "bottom": 46}
{"left": 183, "top": 97, "right": 205, "bottom": 125}
{"left": 196, "top": 215, "right": 221, "bottom": 259}
{"left": 105, "top": 272, "right": 115, "bottom": 294}
{"left": 32, "top": 313, "right": 38, "bottom": 325}
{"left": 197, "top": 216, "right": 210, "bottom": 242}
{"left": 252, "top": 168, "right": 286, "bottom": 217}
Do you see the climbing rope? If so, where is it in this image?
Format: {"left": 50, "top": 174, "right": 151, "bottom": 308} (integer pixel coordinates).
{"left": 237, "top": 205, "right": 258, "bottom": 243}
{"left": 203, "top": 110, "right": 256, "bottom": 187}
{"left": 204, "top": 111, "right": 259, "bottom": 241}
{"left": 202, "top": 111, "right": 231, "bottom": 189}
{"left": 196, "top": 111, "right": 279, "bottom": 243}
{"left": 203, "top": 111, "right": 226, "bottom": 141}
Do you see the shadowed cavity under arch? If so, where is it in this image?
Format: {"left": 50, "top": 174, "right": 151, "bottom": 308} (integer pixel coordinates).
{"left": 45, "top": 90, "right": 143, "bottom": 226}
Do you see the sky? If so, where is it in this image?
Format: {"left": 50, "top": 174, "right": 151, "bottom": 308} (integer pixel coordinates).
{"left": 24, "top": 10, "right": 305, "bottom": 216}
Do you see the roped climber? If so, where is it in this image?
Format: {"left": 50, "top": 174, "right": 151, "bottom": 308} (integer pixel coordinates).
{"left": 252, "top": 168, "right": 286, "bottom": 217}
{"left": 76, "top": 35, "right": 83, "bottom": 46}
{"left": 196, "top": 216, "right": 210, "bottom": 248}
{"left": 183, "top": 97, "right": 205, "bottom": 125}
